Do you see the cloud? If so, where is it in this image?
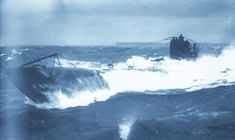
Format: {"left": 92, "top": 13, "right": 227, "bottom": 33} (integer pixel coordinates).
{"left": 0, "top": 0, "right": 234, "bottom": 45}
{"left": 4, "top": 0, "right": 233, "bottom": 17}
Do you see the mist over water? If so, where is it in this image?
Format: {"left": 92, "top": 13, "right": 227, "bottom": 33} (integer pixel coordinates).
{"left": 27, "top": 45, "right": 235, "bottom": 109}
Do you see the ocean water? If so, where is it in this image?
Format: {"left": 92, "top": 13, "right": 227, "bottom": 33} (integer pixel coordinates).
{"left": 1, "top": 43, "right": 235, "bottom": 140}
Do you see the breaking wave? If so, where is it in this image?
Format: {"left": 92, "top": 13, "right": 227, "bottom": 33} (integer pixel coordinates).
{"left": 28, "top": 45, "right": 235, "bottom": 109}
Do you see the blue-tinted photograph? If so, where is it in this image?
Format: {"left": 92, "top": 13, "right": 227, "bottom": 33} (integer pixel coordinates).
{"left": 0, "top": 0, "right": 235, "bottom": 140}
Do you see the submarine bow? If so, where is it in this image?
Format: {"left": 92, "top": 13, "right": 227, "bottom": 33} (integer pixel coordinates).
{"left": 6, "top": 53, "right": 108, "bottom": 103}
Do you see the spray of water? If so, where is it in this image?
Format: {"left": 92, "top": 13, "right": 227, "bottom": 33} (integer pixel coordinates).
{"left": 27, "top": 45, "right": 235, "bottom": 109}
{"left": 119, "top": 118, "right": 134, "bottom": 140}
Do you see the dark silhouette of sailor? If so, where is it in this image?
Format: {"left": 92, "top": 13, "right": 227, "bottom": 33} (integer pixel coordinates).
{"left": 179, "top": 34, "right": 184, "bottom": 40}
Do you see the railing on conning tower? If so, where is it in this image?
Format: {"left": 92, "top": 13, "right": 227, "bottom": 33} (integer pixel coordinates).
{"left": 21, "top": 53, "right": 76, "bottom": 77}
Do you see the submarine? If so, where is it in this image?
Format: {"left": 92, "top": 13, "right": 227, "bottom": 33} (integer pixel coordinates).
{"left": 6, "top": 35, "right": 199, "bottom": 103}
{"left": 6, "top": 53, "right": 108, "bottom": 103}
{"left": 170, "top": 34, "right": 199, "bottom": 59}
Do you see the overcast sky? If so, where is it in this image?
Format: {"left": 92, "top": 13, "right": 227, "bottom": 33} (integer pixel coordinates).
{"left": 0, "top": 0, "right": 235, "bottom": 45}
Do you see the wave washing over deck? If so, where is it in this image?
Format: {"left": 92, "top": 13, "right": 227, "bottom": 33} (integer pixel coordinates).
{"left": 2, "top": 43, "right": 235, "bottom": 108}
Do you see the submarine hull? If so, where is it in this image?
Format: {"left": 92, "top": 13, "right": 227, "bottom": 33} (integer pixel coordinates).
{"left": 6, "top": 66, "right": 53, "bottom": 103}
{"left": 7, "top": 65, "right": 108, "bottom": 103}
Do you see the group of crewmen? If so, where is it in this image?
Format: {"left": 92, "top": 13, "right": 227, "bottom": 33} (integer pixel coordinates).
{"left": 170, "top": 34, "right": 198, "bottom": 59}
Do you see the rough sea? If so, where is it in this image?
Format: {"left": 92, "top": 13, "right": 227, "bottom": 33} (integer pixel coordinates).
{"left": 1, "top": 43, "right": 235, "bottom": 140}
